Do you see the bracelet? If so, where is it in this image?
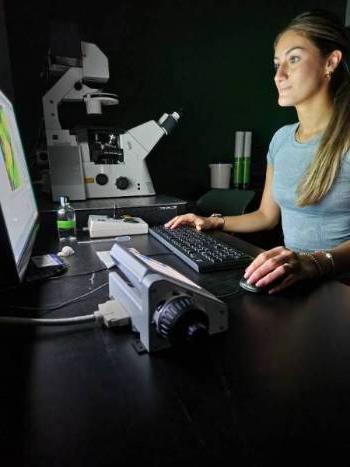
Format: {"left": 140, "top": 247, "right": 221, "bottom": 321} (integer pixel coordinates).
{"left": 316, "top": 250, "right": 336, "bottom": 277}
{"left": 210, "top": 213, "right": 225, "bottom": 230}
{"left": 298, "top": 252, "right": 323, "bottom": 276}
{"left": 221, "top": 216, "right": 226, "bottom": 231}
{"left": 299, "top": 251, "right": 336, "bottom": 277}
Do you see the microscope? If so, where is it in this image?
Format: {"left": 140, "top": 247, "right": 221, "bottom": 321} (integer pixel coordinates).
{"left": 43, "top": 34, "right": 180, "bottom": 201}
{"left": 77, "top": 109, "right": 180, "bottom": 200}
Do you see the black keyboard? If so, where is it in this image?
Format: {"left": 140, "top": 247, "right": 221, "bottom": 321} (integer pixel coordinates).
{"left": 149, "top": 225, "right": 253, "bottom": 272}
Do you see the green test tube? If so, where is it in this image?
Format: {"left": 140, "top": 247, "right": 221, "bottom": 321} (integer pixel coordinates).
{"left": 242, "top": 131, "right": 252, "bottom": 189}
{"left": 233, "top": 131, "right": 244, "bottom": 188}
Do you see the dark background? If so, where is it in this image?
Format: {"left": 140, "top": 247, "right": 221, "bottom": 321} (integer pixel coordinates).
{"left": 0, "top": 0, "right": 346, "bottom": 201}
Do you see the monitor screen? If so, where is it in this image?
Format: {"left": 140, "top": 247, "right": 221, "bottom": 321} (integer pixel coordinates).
{"left": 0, "top": 89, "right": 39, "bottom": 286}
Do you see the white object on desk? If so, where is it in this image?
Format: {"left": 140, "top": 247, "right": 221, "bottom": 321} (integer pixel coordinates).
{"left": 96, "top": 251, "right": 115, "bottom": 269}
{"left": 57, "top": 246, "right": 75, "bottom": 257}
{"left": 88, "top": 215, "right": 148, "bottom": 238}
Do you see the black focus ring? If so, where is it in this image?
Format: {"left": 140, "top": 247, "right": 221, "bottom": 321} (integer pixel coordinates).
{"left": 157, "top": 296, "right": 193, "bottom": 338}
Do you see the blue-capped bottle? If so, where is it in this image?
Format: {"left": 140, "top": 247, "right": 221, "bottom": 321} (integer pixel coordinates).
{"left": 57, "top": 196, "right": 77, "bottom": 242}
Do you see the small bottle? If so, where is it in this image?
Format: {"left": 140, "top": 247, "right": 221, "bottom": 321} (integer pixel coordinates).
{"left": 57, "top": 196, "right": 77, "bottom": 243}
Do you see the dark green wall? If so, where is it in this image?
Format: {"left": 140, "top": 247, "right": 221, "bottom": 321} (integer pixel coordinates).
{"left": 4, "top": 0, "right": 346, "bottom": 200}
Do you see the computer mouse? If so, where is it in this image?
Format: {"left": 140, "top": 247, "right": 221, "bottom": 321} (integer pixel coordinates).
{"left": 239, "top": 276, "right": 266, "bottom": 293}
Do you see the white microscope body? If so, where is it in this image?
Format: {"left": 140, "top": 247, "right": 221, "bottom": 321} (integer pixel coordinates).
{"left": 43, "top": 41, "right": 180, "bottom": 201}
{"left": 79, "top": 111, "right": 180, "bottom": 199}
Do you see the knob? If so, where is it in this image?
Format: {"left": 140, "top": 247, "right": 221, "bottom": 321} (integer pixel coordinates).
{"left": 154, "top": 296, "right": 209, "bottom": 346}
{"left": 116, "top": 177, "right": 129, "bottom": 190}
{"left": 96, "top": 174, "right": 109, "bottom": 186}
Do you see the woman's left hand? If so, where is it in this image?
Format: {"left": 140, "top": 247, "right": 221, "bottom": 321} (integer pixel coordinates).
{"left": 243, "top": 246, "right": 318, "bottom": 294}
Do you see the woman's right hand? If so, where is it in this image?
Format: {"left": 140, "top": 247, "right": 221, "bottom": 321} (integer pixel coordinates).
{"left": 164, "top": 213, "right": 217, "bottom": 231}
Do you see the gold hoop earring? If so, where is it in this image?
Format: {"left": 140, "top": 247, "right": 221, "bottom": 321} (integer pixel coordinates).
{"left": 325, "top": 71, "right": 332, "bottom": 80}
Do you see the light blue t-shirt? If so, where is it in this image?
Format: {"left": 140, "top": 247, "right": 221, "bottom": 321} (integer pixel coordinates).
{"left": 267, "top": 123, "right": 350, "bottom": 251}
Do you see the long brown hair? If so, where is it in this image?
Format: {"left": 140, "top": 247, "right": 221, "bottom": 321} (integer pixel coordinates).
{"left": 276, "top": 10, "right": 350, "bottom": 206}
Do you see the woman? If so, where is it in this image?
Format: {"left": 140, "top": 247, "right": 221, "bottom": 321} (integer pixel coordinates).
{"left": 165, "top": 10, "right": 350, "bottom": 293}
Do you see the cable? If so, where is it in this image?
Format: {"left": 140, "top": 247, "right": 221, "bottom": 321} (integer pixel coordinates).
{"left": 0, "top": 268, "right": 108, "bottom": 295}
{"left": 0, "top": 300, "right": 130, "bottom": 328}
{"left": 47, "top": 267, "right": 107, "bottom": 280}
{"left": 216, "top": 290, "right": 243, "bottom": 299}
{"left": 0, "top": 315, "right": 96, "bottom": 326}
{"left": 5, "top": 282, "right": 108, "bottom": 312}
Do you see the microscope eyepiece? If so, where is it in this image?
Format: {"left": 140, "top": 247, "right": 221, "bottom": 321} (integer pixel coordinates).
{"left": 158, "top": 111, "right": 181, "bottom": 135}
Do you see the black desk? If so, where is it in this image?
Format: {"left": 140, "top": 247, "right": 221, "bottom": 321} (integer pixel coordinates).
{"left": 1, "top": 232, "right": 350, "bottom": 466}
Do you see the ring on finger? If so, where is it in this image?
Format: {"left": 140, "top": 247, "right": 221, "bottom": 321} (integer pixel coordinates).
{"left": 283, "top": 262, "right": 293, "bottom": 272}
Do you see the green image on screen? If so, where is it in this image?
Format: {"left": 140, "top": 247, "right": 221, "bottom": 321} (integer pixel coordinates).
{"left": 0, "top": 107, "right": 21, "bottom": 191}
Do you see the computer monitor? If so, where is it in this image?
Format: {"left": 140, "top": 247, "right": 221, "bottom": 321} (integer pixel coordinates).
{"left": 0, "top": 89, "right": 39, "bottom": 287}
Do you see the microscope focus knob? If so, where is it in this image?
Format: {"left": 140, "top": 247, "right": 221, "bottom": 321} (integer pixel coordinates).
{"left": 116, "top": 177, "right": 129, "bottom": 190}
{"left": 74, "top": 81, "right": 83, "bottom": 91}
{"left": 96, "top": 174, "right": 109, "bottom": 185}
{"left": 155, "top": 296, "right": 209, "bottom": 346}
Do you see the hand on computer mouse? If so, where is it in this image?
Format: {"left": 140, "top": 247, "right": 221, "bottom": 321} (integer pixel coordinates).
{"left": 239, "top": 277, "right": 267, "bottom": 293}
{"left": 243, "top": 246, "right": 319, "bottom": 294}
